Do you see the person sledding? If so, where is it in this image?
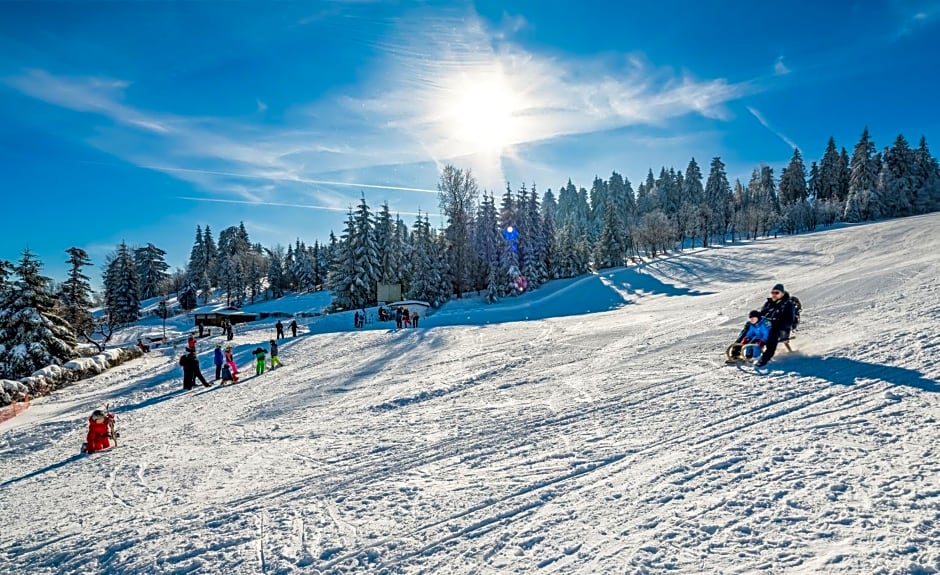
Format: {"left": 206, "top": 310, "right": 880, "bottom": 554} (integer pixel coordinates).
{"left": 220, "top": 362, "right": 235, "bottom": 385}
{"left": 754, "top": 283, "right": 798, "bottom": 367}
{"left": 726, "top": 310, "right": 771, "bottom": 363}
{"left": 82, "top": 409, "right": 117, "bottom": 454}
{"left": 252, "top": 346, "right": 267, "bottom": 376}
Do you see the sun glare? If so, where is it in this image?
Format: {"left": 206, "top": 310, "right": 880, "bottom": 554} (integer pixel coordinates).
{"left": 445, "top": 73, "right": 520, "bottom": 155}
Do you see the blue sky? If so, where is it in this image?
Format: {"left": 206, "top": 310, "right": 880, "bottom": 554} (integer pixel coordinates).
{"left": 2, "top": 0, "right": 938, "bottom": 285}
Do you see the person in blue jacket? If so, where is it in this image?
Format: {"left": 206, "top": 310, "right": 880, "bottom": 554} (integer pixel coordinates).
{"left": 213, "top": 344, "right": 225, "bottom": 380}
{"left": 730, "top": 310, "right": 771, "bottom": 360}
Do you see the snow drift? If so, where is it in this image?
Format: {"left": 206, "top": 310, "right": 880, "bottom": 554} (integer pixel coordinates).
{"left": 1, "top": 214, "right": 940, "bottom": 575}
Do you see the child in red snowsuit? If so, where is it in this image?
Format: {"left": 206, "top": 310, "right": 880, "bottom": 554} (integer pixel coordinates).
{"left": 85, "top": 409, "right": 115, "bottom": 454}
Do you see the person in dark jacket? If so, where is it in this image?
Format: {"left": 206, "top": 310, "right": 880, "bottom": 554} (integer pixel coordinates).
{"left": 269, "top": 339, "right": 280, "bottom": 369}
{"left": 275, "top": 320, "right": 285, "bottom": 339}
{"left": 213, "top": 344, "right": 224, "bottom": 380}
{"left": 289, "top": 319, "right": 298, "bottom": 337}
{"left": 179, "top": 347, "right": 211, "bottom": 390}
{"left": 755, "top": 283, "right": 797, "bottom": 367}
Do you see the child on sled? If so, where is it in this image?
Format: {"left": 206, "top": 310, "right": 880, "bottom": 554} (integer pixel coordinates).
{"left": 83, "top": 409, "right": 116, "bottom": 454}
{"left": 728, "top": 310, "right": 771, "bottom": 361}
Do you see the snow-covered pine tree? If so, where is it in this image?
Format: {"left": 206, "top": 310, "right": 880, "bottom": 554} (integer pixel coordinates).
{"left": 0, "top": 250, "right": 77, "bottom": 379}
{"left": 0, "top": 259, "right": 12, "bottom": 301}
{"left": 186, "top": 226, "right": 212, "bottom": 304}
{"left": 202, "top": 225, "right": 219, "bottom": 289}
{"left": 438, "top": 165, "right": 479, "bottom": 299}
{"left": 681, "top": 159, "right": 705, "bottom": 249}
{"left": 846, "top": 128, "right": 879, "bottom": 222}
{"left": 522, "top": 184, "right": 547, "bottom": 287}
{"left": 817, "top": 137, "right": 841, "bottom": 203}
{"left": 135, "top": 243, "right": 170, "bottom": 300}
{"left": 594, "top": 195, "right": 628, "bottom": 269}
{"left": 588, "top": 176, "right": 608, "bottom": 243}
{"left": 218, "top": 223, "right": 253, "bottom": 306}
{"left": 327, "top": 210, "right": 360, "bottom": 310}
{"left": 266, "top": 245, "right": 286, "bottom": 299}
{"left": 58, "top": 247, "right": 94, "bottom": 337}
{"left": 540, "top": 188, "right": 559, "bottom": 279}
{"left": 349, "top": 195, "right": 380, "bottom": 308}
{"left": 914, "top": 136, "right": 940, "bottom": 213}
{"left": 472, "top": 193, "right": 502, "bottom": 302}
{"left": 882, "top": 134, "right": 917, "bottom": 218}
{"left": 104, "top": 242, "right": 141, "bottom": 325}
{"left": 703, "top": 157, "right": 732, "bottom": 246}
{"left": 406, "top": 212, "right": 436, "bottom": 304}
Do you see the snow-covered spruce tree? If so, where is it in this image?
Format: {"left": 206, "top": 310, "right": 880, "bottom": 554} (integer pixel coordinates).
{"left": 202, "top": 225, "right": 219, "bottom": 289}
{"left": 374, "top": 202, "right": 400, "bottom": 291}
{"left": 134, "top": 243, "right": 170, "bottom": 300}
{"left": 217, "top": 223, "right": 251, "bottom": 306}
{"left": 0, "top": 250, "right": 76, "bottom": 379}
{"left": 703, "top": 157, "right": 732, "bottom": 246}
{"left": 817, "top": 137, "right": 842, "bottom": 203}
{"left": 103, "top": 242, "right": 141, "bottom": 325}
{"left": 914, "top": 136, "right": 940, "bottom": 213}
{"left": 0, "top": 260, "right": 13, "bottom": 305}
{"left": 327, "top": 210, "right": 362, "bottom": 310}
{"left": 265, "top": 245, "right": 286, "bottom": 299}
{"left": 522, "top": 184, "right": 548, "bottom": 287}
{"left": 350, "top": 194, "right": 381, "bottom": 308}
{"left": 186, "top": 226, "right": 212, "bottom": 304}
{"left": 58, "top": 247, "right": 94, "bottom": 337}
{"left": 472, "top": 193, "right": 502, "bottom": 302}
{"left": 846, "top": 128, "right": 878, "bottom": 221}
{"left": 438, "top": 165, "right": 479, "bottom": 299}
{"left": 539, "top": 188, "right": 559, "bottom": 279}
{"left": 407, "top": 213, "right": 442, "bottom": 305}
{"left": 882, "top": 134, "right": 917, "bottom": 218}
{"left": 594, "top": 195, "right": 628, "bottom": 269}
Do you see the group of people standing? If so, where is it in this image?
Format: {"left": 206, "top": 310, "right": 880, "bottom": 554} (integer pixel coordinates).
{"left": 179, "top": 318, "right": 298, "bottom": 389}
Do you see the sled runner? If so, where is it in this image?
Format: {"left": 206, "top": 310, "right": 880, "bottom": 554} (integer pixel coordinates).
{"left": 724, "top": 336, "right": 794, "bottom": 364}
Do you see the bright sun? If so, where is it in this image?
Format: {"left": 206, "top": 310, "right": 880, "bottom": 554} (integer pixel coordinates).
{"left": 446, "top": 74, "right": 519, "bottom": 155}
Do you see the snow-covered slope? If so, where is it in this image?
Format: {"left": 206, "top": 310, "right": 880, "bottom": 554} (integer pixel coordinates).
{"left": 2, "top": 215, "right": 940, "bottom": 575}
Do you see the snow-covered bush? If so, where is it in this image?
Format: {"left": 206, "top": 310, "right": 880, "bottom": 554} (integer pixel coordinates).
{"left": 0, "top": 346, "right": 144, "bottom": 407}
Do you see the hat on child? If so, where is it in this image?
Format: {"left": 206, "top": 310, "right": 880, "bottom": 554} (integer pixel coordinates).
{"left": 772, "top": 283, "right": 785, "bottom": 292}
{"left": 748, "top": 310, "right": 761, "bottom": 319}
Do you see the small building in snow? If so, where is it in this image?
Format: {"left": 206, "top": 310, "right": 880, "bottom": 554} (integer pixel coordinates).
{"left": 191, "top": 305, "right": 258, "bottom": 329}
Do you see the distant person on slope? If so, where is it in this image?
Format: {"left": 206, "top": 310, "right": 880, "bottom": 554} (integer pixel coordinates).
{"left": 224, "top": 346, "right": 239, "bottom": 382}
{"left": 213, "top": 344, "right": 224, "bottom": 380}
{"left": 755, "top": 283, "right": 797, "bottom": 367}
{"left": 179, "top": 347, "right": 211, "bottom": 390}
{"left": 275, "top": 320, "right": 285, "bottom": 339}
{"left": 269, "top": 339, "right": 281, "bottom": 369}
{"left": 289, "top": 319, "right": 298, "bottom": 337}
{"left": 252, "top": 346, "right": 268, "bottom": 376}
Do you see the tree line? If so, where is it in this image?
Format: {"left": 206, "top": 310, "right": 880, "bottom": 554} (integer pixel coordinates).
{"left": 1, "top": 127, "right": 938, "bottom": 379}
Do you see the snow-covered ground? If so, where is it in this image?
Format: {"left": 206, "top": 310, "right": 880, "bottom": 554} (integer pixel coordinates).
{"left": 2, "top": 214, "right": 940, "bottom": 575}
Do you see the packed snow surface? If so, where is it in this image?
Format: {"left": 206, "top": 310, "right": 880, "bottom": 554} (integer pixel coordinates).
{"left": 2, "top": 214, "right": 940, "bottom": 574}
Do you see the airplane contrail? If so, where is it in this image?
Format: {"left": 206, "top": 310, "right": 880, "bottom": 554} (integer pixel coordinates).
{"left": 176, "top": 196, "right": 432, "bottom": 218}
{"left": 80, "top": 160, "right": 441, "bottom": 194}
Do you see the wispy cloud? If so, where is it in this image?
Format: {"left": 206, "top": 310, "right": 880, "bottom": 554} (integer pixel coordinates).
{"left": 774, "top": 56, "right": 790, "bottom": 76}
{"left": 7, "top": 7, "right": 766, "bottom": 202}
{"left": 746, "top": 106, "right": 798, "bottom": 151}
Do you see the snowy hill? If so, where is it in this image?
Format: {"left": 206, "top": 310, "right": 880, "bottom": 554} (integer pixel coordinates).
{"left": 2, "top": 214, "right": 940, "bottom": 575}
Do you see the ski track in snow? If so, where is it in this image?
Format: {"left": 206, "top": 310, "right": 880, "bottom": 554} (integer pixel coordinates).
{"left": 2, "top": 214, "right": 940, "bottom": 574}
